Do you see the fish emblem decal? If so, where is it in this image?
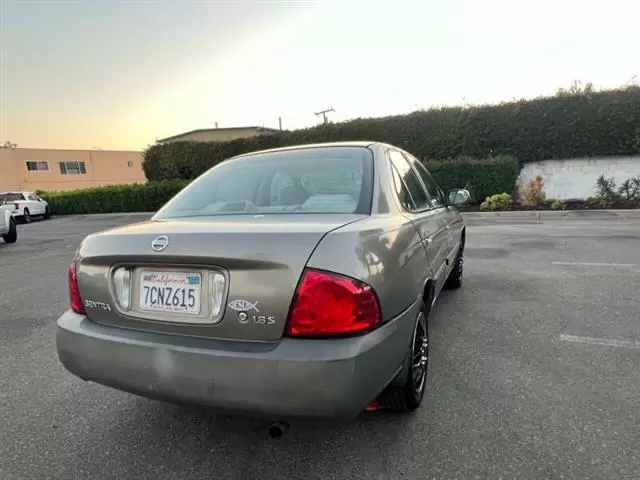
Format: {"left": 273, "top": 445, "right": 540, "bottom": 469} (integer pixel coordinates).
{"left": 228, "top": 299, "right": 260, "bottom": 313}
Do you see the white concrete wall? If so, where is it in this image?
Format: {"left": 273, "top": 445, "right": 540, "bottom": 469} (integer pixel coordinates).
{"left": 517, "top": 156, "right": 640, "bottom": 200}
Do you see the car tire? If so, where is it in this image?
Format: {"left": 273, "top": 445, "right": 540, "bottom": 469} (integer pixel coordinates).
{"left": 44, "top": 207, "right": 51, "bottom": 220}
{"left": 380, "top": 300, "right": 429, "bottom": 412}
{"left": 22, "top": 208, "right": 31, "bottom": 224}
{"left": 3, "top": 218, "right": 17, "bottom": 244}
{"left": 443, "top": 241, "right": 464, "bottom": 290}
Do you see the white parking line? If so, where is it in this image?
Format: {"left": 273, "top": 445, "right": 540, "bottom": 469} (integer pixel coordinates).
{"left": 559, "top": 334, "right": 640, "bottom": 349}
{"left": 552, "top": 261, "right": 640, "bottom": 268}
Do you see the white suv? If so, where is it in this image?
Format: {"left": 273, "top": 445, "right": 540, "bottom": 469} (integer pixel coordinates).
{"left": 0, "top": 203, "right": 17, "bottom": 243}
{"left": 0, "top": 191, "right": 50, "bottom": 223}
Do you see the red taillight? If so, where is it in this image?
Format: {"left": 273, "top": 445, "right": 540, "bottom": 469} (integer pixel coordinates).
{"left": 286, "top": 268, "right": 381, "bottom": 337}
{"left": 68, "top": 263, "right": 86, "bottom": 314}
{"left": 14, "top": 202, "right": 19, "bottom": 210}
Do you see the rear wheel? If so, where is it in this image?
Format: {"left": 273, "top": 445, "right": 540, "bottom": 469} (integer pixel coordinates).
{"left": 444, "top": 241, "right": 464, "bottom": 289}
{"left": 381, "top": 301, "right": 429, "bottom": 412}
{"left": 3, "top": 218, "right": 17, "bottom": 244}
{"left": 22, "top": 208, "right": 31, "bottom": 224}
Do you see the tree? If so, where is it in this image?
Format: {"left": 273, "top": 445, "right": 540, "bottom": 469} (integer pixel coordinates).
{"left": 556, "top": 80, "right": 595, "bottom": 97}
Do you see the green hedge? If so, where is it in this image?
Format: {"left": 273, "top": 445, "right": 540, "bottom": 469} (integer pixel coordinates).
{"left": 40, "top": 156, "right": 516, "bottom": 215}
{"left": 41, "top": 181, "right": 188, "bottom": 215}
{"left": 143, "top": 87, "right": 640, "bottom": 181}
{"left": 425, "top": 155, "right": 519, "bottom": 203}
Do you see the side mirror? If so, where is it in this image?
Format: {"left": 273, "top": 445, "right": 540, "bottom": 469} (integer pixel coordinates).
{"left": 448, "top": 188, "right": 471, "bottom": 206}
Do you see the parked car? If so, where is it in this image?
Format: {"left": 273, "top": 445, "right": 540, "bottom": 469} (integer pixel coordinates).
{"left": 56, "top": 142, "right": 469, "bottom": 432}
{"left": 0, "top": 201, "right": 18, "bottom": 244}
{"left": 0, "top": 191, "right": 50, "bottom": 223}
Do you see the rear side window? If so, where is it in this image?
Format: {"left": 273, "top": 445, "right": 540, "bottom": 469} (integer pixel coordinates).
{"left": 406, "top": 153, "right": 447, "bottom": 208}
{"left": 389, "top": 150, "right": 431, "bottom": 211}
{"left": 155, "top": 146, "right": 374, "bottom": 219}
{"left": 390, "top": 164, "right": 414, "bottom": 210}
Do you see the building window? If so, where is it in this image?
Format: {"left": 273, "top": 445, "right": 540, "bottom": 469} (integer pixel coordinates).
{"left": 26, "top": 161, "right": 49, "bottom": 172}
{"left": 59, "top": 161, "right": 87, "bottom": 175}
{"left": 127, "top": 161, "right": 133, "bottom": 167}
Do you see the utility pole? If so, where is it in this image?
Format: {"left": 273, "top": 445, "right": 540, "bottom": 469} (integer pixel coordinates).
{"left": 314, "top": 107, "right": 335, "bottom": 124}
{"left": 278, "top": 116, "right": 283, "bottom": 130}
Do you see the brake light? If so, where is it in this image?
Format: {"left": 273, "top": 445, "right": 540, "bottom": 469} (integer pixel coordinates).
{"left": 14, "top": 202, "right": 19, "bottom": 210}
{"left": 286, "top": 268, "right": 381, "bottom": 337}
{"left": 68, "top": 263, "right": 86, "bottom": 314}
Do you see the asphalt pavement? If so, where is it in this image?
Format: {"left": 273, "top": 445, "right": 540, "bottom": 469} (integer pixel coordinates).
{"left": 1, "top": 215, "right": 639, "bottom": 480}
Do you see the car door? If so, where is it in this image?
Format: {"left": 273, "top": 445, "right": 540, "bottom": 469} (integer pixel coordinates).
{"left": 388, "top": 150, "right": 451, "bottom": 292}
{"left": 402, "top": 152, "right": 462, "bottom": 269}
{"left": 26, "top": 193, "right": 45, "bottom": 215}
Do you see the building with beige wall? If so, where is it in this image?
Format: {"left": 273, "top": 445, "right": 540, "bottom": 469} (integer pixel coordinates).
{"left": 157, "top": 126, "right": 280, "bottom": 144}
{"left": 0, "top": 147, "right": 146, "bottom": 192}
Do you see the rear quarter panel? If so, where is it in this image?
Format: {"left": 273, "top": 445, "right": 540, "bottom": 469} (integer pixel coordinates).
{"left": 306, "top": 215, "right": 428, "bottom": 322}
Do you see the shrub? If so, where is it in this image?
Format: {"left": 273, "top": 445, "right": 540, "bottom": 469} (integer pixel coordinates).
{"left": 41, "top": 181, "right": 188, "bottom": 215}
{"left": 520, "top": 175, "right": 546, "bottom": 206}
{"left": 594, "top": 175, "right": 640, "bottom": 204}
{"left": 480, "top": 193, "right": 513, "bottom": 211}
{"left": 143, "top": 87, "right": 640, "bottom": 182}
{"left": 551, "top": 199, "right": 566, "bottom": 210}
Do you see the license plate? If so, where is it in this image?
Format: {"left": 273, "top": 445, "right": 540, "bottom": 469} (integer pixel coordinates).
{"left": 139, "top": 271, "right": 201, "bottom": 315}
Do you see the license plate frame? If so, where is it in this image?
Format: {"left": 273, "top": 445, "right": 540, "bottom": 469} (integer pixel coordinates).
{"left": 138, "top": 270, "right": 202, "bottom": 315}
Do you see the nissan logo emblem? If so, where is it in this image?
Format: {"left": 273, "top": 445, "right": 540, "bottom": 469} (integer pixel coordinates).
{"left": 151, "top": 235, "right": 170, "bottom": 252}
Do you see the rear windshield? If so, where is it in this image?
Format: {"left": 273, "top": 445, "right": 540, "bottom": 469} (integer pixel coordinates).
{"left": 155, "top": 146, "right": 374, "bottom": 219}
{"left": 0, "top": 193, "right": 24, "bottom": 203}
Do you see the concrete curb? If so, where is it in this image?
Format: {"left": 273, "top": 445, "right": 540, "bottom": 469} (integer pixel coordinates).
{"left": 461, "top": 209, "right": 640, "bottom": 221}
{"left": 55, "top": 209, "right": 640, "bottom": 222}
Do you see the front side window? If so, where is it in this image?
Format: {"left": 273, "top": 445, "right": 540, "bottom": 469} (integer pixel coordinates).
{"left": 155, "top": 146, "right": 373, "bottom": 219}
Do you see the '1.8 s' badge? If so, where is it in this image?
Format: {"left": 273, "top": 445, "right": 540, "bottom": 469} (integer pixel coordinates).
{"left": 237, "top": 312, "right": 275, "bottom": 326}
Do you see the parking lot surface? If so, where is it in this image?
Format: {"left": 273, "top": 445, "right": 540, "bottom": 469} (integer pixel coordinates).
{"left": 1, "top": 215, "right": 639, "bottom": 480}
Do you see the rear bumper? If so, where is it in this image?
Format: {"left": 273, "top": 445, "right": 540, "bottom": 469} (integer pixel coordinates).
{"left": 56, "top": 305, "right": 416, "bottom": 420}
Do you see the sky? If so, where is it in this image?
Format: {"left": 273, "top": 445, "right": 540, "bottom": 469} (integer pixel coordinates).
{"left": 1, "top": 0, "right": 639, "bottom": 150}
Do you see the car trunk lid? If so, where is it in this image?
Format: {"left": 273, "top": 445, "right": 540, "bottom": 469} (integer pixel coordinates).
{"left": 75, "top": 214, "right": 364, "bottom": 341}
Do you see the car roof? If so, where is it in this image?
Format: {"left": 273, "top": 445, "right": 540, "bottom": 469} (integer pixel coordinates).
{"left": 233, "top": 141, "right": 378, "bottom": 159}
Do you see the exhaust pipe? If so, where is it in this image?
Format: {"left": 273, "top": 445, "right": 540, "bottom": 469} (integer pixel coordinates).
{"left": 268, "top": 421, "right": 289, "bottom": 439}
